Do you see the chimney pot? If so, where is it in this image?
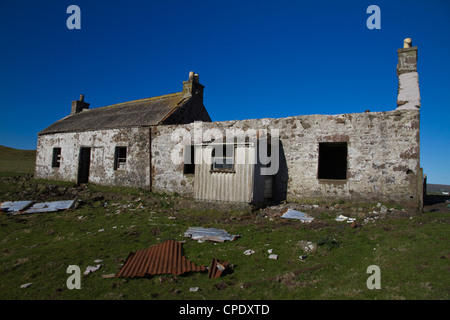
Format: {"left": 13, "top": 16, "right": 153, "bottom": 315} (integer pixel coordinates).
{"left": 403, "top": 38, "right": 412, "bottom": 48}
{"left": 80, "top": 94, "right": 84, "bottom": 102}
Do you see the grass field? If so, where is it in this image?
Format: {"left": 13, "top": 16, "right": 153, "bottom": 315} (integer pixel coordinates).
{"left": 0, "top": 145, "right": 35, "bottom": 178}
{"left": 0, "top": 146, "right": 449, "bottom": 301}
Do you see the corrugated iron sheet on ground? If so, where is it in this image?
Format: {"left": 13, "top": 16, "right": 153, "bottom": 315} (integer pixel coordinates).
{"left": 22, "top": 199, "right": 77, "bottom": 214}
{"left": 1, "top": 199, "right": 76, "bottom": 215}
{"left": 1, "top": 201, "right": 34, "bottom": 213}
{"left": 208, "top": 258, "right": 229, "bottom": 279}
{"left": 115, "top": 240, "right": 206, "bottom": 278}
{"left": 184, "top": 227, "right": 240, "bottom": 242}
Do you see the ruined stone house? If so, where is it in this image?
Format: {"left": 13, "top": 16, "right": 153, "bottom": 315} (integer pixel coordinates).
{"left": 35, "top": 40, "right": 423, "bottom": 210}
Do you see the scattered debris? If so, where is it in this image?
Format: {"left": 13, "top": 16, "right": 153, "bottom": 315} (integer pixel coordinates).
{"left": 84, "top": 264, "right": 102, "bottom": 275}
{"left": 184, "top": 227, "right": 240, "bottom": 242}
{"left": 20, "top": 283, "right": 32, "bottom": 289}
{"left": 115, "top": 240, "right": 206, "bottom": 278}
{"left": 335, "top": 215, "right": 356, "bottom": 223}
{"left": 214, "top": 281, "right": 229, "bottom": 290}
{"left": 208, "top": 258, "right": 230, "bottom": 279}
{"left": 94, "top": 259, "right": 103, "bottom": 263}
{"left": 189, "top": 287, "right": 199, "bottom": 292}
{"left": 269, "top": 254, "right": 278, "bottom": 260}
{"left": 297, "top": 241, "right": 317, "bottom": 253}
{"left": 101, "top": 274, "right": 116, "bottom": 279}
{"left": 299, "top": 255, "right": 307, "bottom": 260}
{"left": 98, "top": 229, "right": 104, "bottom": 232}
{"left": 281, "top": 209, "right": 314, "bottom": 223}
{"left": 350, "top": 221, "right": 360, "bottom": 229}
{"left": 243, "top": 249, "right": 255, "bottom": 256}
{"left": 267, "top": 249, "right": 273, "bottom": 254}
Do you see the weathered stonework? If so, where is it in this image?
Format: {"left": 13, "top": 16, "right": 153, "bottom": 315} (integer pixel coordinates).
{"left": 151, "top": 109, "right": 421, "bottom": 208}
{"left": 35, "top": 127, "right": 151, "bottom": 188}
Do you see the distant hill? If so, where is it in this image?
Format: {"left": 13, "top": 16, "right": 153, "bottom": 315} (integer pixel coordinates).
{"left": 0, "top": 145, "right": 36, "bottom": 177}
{"left": 426, "top": 184, "right": 450, "bottom": 195}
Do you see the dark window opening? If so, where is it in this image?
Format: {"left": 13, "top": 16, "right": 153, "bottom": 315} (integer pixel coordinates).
{"left": 52, "top": 148, "right": 61, "bottom": 168}
{"left": 114, "top": 147, "right": 127, "bottom": 170}
{"left": 318, "top": 142, "right": 347, "bottom": 180}
{"left": 183, "top": 145, "right": 195, "bottom": 174}
{"left": 211, "top": 144, "right": 234, "bottom": 172}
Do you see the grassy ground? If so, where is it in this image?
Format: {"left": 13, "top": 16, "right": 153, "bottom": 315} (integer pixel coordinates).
{"left": 0, "top": 175, "right": 449, "bottom": 300}
{"left": 0, "top": 146, "right": 448, "bottom": 300}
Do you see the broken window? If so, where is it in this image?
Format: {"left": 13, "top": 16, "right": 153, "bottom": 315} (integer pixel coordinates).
{"left": 114, "top": 146, "right": 127, "bottom": 170}
{"left": 318, "top": 142, "right": 347, "bottom": 180}
{"left": 52, "top": 148, "right": 61, "bottom": 168}
{"left": 211, "top": 144, "right": 234, "bottom": 172}
{"left": 183, "top": 145, "right": 195, "bottom": 174}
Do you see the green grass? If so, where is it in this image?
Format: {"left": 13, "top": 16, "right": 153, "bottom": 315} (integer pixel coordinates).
{"left": 0, "top": 145, "right": 36, "bottom": 177}
{"left": 0, "top": 177, "right": 449, "bottom": 300}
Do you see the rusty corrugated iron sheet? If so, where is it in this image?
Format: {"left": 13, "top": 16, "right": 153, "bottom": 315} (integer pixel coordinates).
{"left": 208, "top": 258, "right": 229, "bottom": 279}
{"left": 115, "top": 240, "right": 206, "bottom": 278}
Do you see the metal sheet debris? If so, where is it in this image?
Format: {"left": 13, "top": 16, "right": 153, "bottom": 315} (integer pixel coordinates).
{"left": 1, "top": 199, "right": 77, "bottom": 215}
{"left": 23, "top": 199, "right": 76, "bottom": 214}
{"left": 1, "top": 201, "right": 34, "bottom": 213}
{"left": 208, "top": 258, "right": 230, "bottom": 279}
{"left": 115, "top": 240, "right": 206, "bottom": 278}
{"left": 281, "top": 209, "right": 314, "bottom": 223}
{"left": 184, "top": 227, "right": 240, "bottom": 242}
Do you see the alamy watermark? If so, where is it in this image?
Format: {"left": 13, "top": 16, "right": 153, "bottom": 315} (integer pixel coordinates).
{"left": 67, "top": 5, "right": 81, "bottom": 30}
{"left": 366, "top": 265, "right": 381, "bottom": 289}
{"left": 366, "top": 5, "right": 381, "bottom": 30}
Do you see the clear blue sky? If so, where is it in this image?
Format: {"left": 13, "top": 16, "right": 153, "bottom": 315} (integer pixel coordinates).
{"left": 0, "top": 0, "right": 449, "bottom": 184}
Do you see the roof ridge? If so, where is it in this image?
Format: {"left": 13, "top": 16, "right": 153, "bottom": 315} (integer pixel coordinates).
{"left": 82, "top": 91, "right": 184, "bottom": 113}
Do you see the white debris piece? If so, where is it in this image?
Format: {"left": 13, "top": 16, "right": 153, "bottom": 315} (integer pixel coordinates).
{"left": 335, "top": 215, "right": 356, "bottom": 223}
{"left": 189, "top": 287, "right": 199, "bottom": 292}
{"left": 20, "top": 283, "right": 32, "bottom": 289}
{"left": 83, "top": 264, "right": 101, "bottom": 275}
{"left": 244, "top": 249, "right": 255, "bottom": 256}
{"left": 267, "top": 249, "right": 273, "bottom": 254}
{"left": 269, "top": 254, "right": 278, "bottom": 260}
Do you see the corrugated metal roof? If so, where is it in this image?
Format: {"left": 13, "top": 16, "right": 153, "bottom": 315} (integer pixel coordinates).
{"left": 115, "top": 240, "right": 206, "bottom": 278}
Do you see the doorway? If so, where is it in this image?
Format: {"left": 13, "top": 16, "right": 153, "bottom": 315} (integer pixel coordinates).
{"left": 77, "top": 147, "right": 91, "bottom": 184}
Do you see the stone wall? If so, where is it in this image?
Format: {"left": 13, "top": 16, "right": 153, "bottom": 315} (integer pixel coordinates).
{"left": 152, "top": 109, "right": 421, "bottom": 208}
{"left": 35, "top": 127, "right": 150, "bottom": 188}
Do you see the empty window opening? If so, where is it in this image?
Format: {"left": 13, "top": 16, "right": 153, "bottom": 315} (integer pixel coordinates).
{"left": 52, "top": 148, "right": 62, "bottom": 168}
{"left": 183, "top": 145, "right": 195, "bottom": 174}
{"left": 318, "top": 142, "right": 347, "bottom": 180}
{"left": 211, "top": 144, "right": 234, "bottom": 172}
{"left": 114, "top": 147, "right": 127, "bottom": 170}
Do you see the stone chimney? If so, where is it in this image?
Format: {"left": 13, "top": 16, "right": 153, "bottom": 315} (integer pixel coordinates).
{"left": 71, "top": 94, "right": 90, "bottom": 114}
{"left": 183, "top": 71, "right": 204, "bottom": 100}
{"left": 397, "top": 38, "right": 420, "bottom": 110}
